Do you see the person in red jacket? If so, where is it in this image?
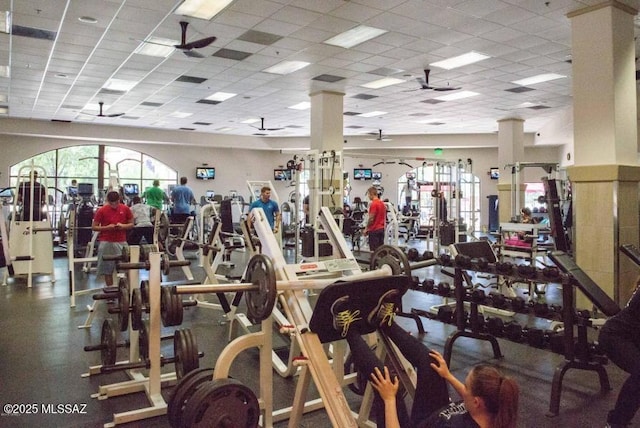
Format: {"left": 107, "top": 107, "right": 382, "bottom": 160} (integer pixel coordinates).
{"left": 92, "top": 191, "right": 134, "bottom": 287}
{"left": 364, "top": 186, "right": 385, "bottom": 251}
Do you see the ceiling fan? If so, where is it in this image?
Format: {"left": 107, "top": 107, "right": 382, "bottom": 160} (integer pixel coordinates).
{"left": 365, "top": 129, "right": 392, "bottom": 142}
{"left": 139, "top": 21, "right": 216, "bottom": 58}
{"left": 81, "top": 102, "right": 124, "bottom": 118}
{"left": 250, "top": 118, "right": 284, "bottom": 135}
{"left": 408, "top": 69, "right": 461, "bottom": 92}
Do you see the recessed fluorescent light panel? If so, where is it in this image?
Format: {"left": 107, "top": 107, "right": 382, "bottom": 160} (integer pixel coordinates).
{"left": 434, "top": 91, "right": 480, "bottom": 101}
{"left": 358, "top": 111, "right": 387, "bottom": 117}
{"left": 288, "top": 102, "right": 311, "bottom": 110}
{"left": 361, "top": 77, "right": 405, "bottom": 89}
{"left": 324, "top": 25, "right": 387, "bottom": 49}
{"left": 170, "top": 111, "right": 193, "bottom": 118}
{"left": 241, "top": 118, "right": 260, "bottom": 124}
{"left": 175, "top": 0, "right": 234, "bottom": 20}
{"left": 205, "top": 92, "right": 236, "bottom": 102}
{"left": 0, "top": 65, "right": 9, "bottom": 78}
{"left": 263, "top": 61, "right": 310, "bottom": 75}
{"left": 134, "top": 38, "right": 178, "bottom": 57}
{"left": 0, "top": 11, "right": 10, "bottom": 34}
{"left": 102, "top": 78, "right": 138, "bottom": 92}
{"left": 512, "top": 73, "right": 566, "bottom": 86}
{"left": 0, "top": 106, "right": 7, "bottom": 114}
{"left": 430, "top": 52, "right": 490, "bottom": 70}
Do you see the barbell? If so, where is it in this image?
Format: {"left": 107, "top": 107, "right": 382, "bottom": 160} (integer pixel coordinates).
{"left": 88, "top": 319, "right": 202, "bottom": 379}
{"left": 171, "top": 252, "right": 400, "bottom": 322}
{"left": 168, "top": 245, "right": 432, "bottom": 323}
{"left": 107, "top": 282, "right": 197, "bottom": 330}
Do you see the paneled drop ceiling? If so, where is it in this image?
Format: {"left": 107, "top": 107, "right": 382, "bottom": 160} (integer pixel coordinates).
{"left": 0, "top": 0, "right": 638, "bottom": 139}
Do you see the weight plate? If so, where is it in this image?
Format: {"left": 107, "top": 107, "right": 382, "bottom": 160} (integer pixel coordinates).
{"left": 182, "top": 378, "right": 260, "bottom": 428}
{"left": 174, "top": 328, "right": 198, "bottom": 380}
{"left": 167, "top": 367, "right": 215, "bottom": 428}
{"left": 131, "top": 288, "right": 143, "bottom": 331}
{"left": 161, "top": 286, "right": 174, "bottom": 327}
{"left": 140, "top": 280, "right": 149, "bottom": 307}
{"left": 118, "top": 276, "right": 130, "bottom": 296}
{"left": 118, "top": 284, "right": 130, "bottom": 332}
{"left": 162, "top": 252, "right": 171, "bottom": 276}
{"left": 369, "top": 244, "right": 412, "bottom": 279}
{"left": 244, "top": 254, "right": 277, "bottom": 323}
{"left": 100, "top": 319, "right": 118, "bottom": 366}
{"left": 173, "top": 294, "right": 184, "bottom": 326}
{"left": 139, "top": 320, "right": 149, "bottom": 361}
{"left": 173, "top": 329, "right": 187, "bottom": 379}
{"left": 182, "top": 328, "right": 199, "bottom": 375}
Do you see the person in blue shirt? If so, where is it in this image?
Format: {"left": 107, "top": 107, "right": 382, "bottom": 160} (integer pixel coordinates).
{"left": 170, "top": 176, "right": 195, "bottom": 224}
{"left": 249, "top": 186, "right": 281, "bottom": 233}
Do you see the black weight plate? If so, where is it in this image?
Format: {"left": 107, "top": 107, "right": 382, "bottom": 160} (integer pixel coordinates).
{"left": 131, "top": 288, "right": 143, "bottom": 331}
{"left": 182, "top": 378, "right": 260, "bottom": 428}
{"left": 118, "top": 285, "right": 130, "bottom": 332}
{"left": 118, "top": 276, "right": 130, "bottom": 296}
{"left": 173, "top": 329, "right": 188, "bottom": 379}
{"left": 140, "top": 280, "right": 149, "bottom": 307}
{"left": 161, "top": 286, "right": 174, "bottom": 327}
{"left": 167, "top": 368, "right": 214, "bottom": 428}
{"left": 100, "top": 319, "right": 117, "bottom": 366}
{"left": 244, "top": 254, "right": 277, "bottom": 322}
{"left": 370, "top": 244, "right": 411, "bottom": 279}
{"left": 139, "top": 320, "right": 149, "bottom": 361}
{"left": 173, "top": 294, "right": 184, "bottom": 326}
{"left": 182, "top": 328, "right": 199, "bottom": 376}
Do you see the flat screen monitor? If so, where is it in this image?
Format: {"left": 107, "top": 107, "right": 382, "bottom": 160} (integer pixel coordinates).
{"left": 372, "top": 171, "right": 382, "bottom": 180}
{"left": 405, "top": 172, "right": 416, "bottom": 180}
{"left": 205, "top": 190, "right": 215, "bottom": 200}
{"left": 196, "top": 167, "right": 215, "bottom": 180}
{"left": 78, "top": 183, "right": 94, "bottom": 196}
{"left": 67, "top": 186, "right": 78, "bottom": 197}
{"left": 354, "top": 168, "right": 372, "bottom": 180}
{"left": 490, "top": 167, "right": 500, "bottom": 180}
{"left": 273, "top": 169, "right": 292, "bottom": 181}
{"left": 122, "top": 183, "right": 139, "bottom": 196}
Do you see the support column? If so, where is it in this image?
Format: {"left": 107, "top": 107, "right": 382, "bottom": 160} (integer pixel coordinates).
{"left": 568, "top": 1, "right": 639, "bottom": 306}
{"left": 496, "top": 118, "right": 525, "bottom": 223}
{"left": 310, "top": 90, "right": 344, "bottom": 152}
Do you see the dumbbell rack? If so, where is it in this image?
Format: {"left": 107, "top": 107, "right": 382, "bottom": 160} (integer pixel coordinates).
{"left": 88, "top": 248, "right": 178, "bottom": 427}
{"left": 437, "top": 256, "right": 612, "bottom": 418}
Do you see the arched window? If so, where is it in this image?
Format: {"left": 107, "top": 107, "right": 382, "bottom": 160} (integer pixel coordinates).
{"left": 10, "top": 144, "right": 177, "bottom": 227}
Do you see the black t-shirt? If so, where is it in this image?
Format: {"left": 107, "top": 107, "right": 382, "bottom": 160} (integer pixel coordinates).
{"left": 417, "top": 402, "right": 479, "bottom": 428}
{"left": 601, "top": 283, "right": 640, "bottom": 341}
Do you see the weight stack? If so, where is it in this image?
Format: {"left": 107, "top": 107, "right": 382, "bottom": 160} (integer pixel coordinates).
{"left": 439, "top": 222, "right": 455, "bottom": 245}
{"left": 301, "top": 227, "right": 332, "bottom": 257}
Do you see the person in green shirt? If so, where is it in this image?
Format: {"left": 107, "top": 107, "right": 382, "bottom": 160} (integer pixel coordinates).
{"left": 142, "top": 179, "right": 167, "bottom": 210}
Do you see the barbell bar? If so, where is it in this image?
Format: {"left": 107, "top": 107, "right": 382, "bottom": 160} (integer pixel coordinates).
{"left": 171, "top": 253, "right": 396, "bottom": 322}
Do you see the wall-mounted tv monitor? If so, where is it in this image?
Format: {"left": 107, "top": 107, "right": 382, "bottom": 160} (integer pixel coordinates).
{"left": 78, "top": 183, "right": 94, "bottom": 196}
{"left": 273, "top": 169, "right": 292, "bottom": 181}
{"left": 354, "top": 168, "right": 372, "bottom": 180}
{"left": 196, "top": 167, "right": 215, "bottom": 180}
{"left": 205, "top": 190, "right": 215, "bottom": 200}
{"left": 122, "top": 183, "right": 139, "bottom": 196}
{"left": 490, "top": 167, "right": 500, "bottom": 180}
{"left": 372, "top": 171, "right": 382, "bottom": 180}
{"left": 405, "top": 172, "right": 416, "bottom": 180}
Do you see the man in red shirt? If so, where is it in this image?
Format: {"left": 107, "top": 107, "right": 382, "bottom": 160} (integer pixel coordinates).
{"left": 364, "top": 186, "right": 386, "bottom": 251}
{"left": 92, "top": 191, "right": 134, "bottom": 287}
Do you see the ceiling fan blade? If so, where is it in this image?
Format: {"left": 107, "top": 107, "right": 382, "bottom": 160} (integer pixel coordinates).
{"left": 178, "top": 36, "right": 216, "bottom": 50}
{"left": 266, "top": 127, "right": 284, "bottom": 131}
{"left": 183, "top": 49, "right": 204, "bottom": 58}
{"left": 433, "top": 86, "right": 460, "bottom": 92}
{"left": 106, "top": 113, "right": 125, "bottom": 117}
